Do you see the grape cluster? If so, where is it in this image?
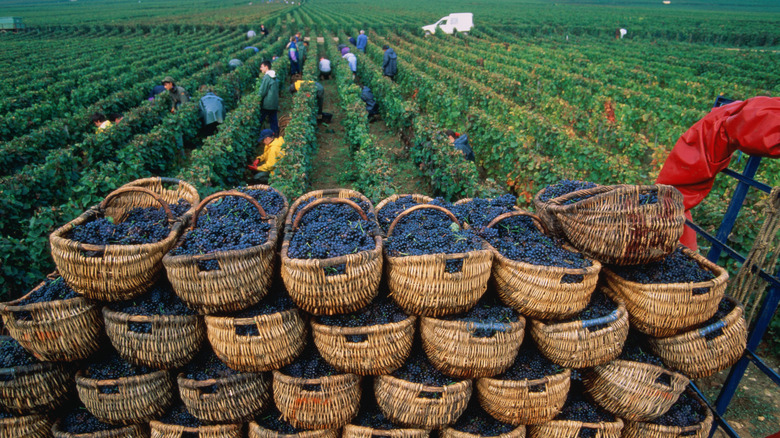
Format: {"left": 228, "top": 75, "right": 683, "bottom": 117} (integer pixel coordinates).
{"left": 0, "top": 411, "right": 11, "bottom": 419}
{"left": 481, "top": 215, "right": 591, "bottom": 269}
{"left": 619, "top": 334, "right": 664, "bottom": 367}
{"left": 59, "top": 406, "right": 118, "bottom": 433}
{"left": 449, "top": 194, "right": 518, "bottom": 230}
{"left": 256, "top": 406, "right": 304, "bottom": 434}
{"left": 650, "top": 390, "right": 706, "bottom": 427}
{"left": 352, "top": 394, "right": 398, "bottom": 430}
{"left": 318, "top": 295, "right": 408, "bottom": 327}
{"left": 288, "top": 198, "right": 377, "bottom": 274}
{"left": 69, "top": 200, "right": 190, "bottom": 246}
{"left": 237, "top": 187, "right": 286, "bottom": 217}
{"left": 563, "top": 290, "right": 617, "bottom": 325}
{"left": 609, "top": 247, "right": 715, "bottom": 285}
{"left": 0, "top": 337, "right": 37, "bottom": 369}
{"left": 496, "top": 343, "right": 564, "bottom": 381}
{"left": 452, "top": 399, "right": 516, "bottom": 436}
{"left": 377, "top": 196, "right": 426, "bottom": 233}
{"left": 232, "top": 288, "right": 296, "bottom": 336}
{"left": 159, "top": 403, "right": 202, "bottom": 427}
{"left": 537, "top": 179, "right": 598, "bottom": 203}
{"left": 393, "top": 347, "right": 457, "bottom": 387}
{"left": 555, "top": 382, "right": 615, "bottom": 427}
{"left": 183, "top": 348, "right": 237, "bottom": 381}
{"left": 169, "top": 191, "right": 274, "bottom": 271}
{"left": 109, "top": 279, "right": 194, "bottom": 317}
{"left": 84, "top": 349, "right": 154, "bottom": 380}
{"left": 280, "top": 346, "right": 337, "bottom": 379}
{"left": 444, "top": 293, "right": 518, "bottom": 337}
{"left": 16, "top": 276, "right": 79, "bottom": 305}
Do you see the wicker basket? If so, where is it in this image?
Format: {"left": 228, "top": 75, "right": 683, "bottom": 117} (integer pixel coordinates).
{"left": 420, "top": 315, "right": 525, "bottom": 378}
{"left": 527, "top": 418, "right": 624, "bottom": 438}
{"left": 150, "top": 422, "right": 241, "bottom": 438}
{"left": 532, "top": 183, "right": 600, "bottom": 238}
{"left": 602, "top": 246, "right": 728, "bottom": 337}
{"left": 529, "top": 293, "right": 629, "bottom": 368}
{"left": 486, "top": 212, "right": 601, "bottom": 320}
{"left": 248, "top": 422, "right": 340, "bottom": 438}
{"left": 0, "top": 274, "right": 102, "bottom": 362}
{"left": 75, "top": 369, "right": 173, "bottom": 425}
{"left": 311, "top": 316, "right": 416, "bottom": 375}
{"left": 52, "top": 420, "right": 149, "bottom": 438}
{"left": 385, "top": 205, "right": 492, "bottom": 317}
{"left": 0, "top": 355, "right": 71, "bottom": 413}
{"left": 273, "top": 370, "right": 362, "bottom": 429}
{"left": 375, "top": 194, "right": 434, "bottom": 234}
{"left": 647, "top": 296, "right": 747, "bottom": 379}
{"left": 282, "top": 193, "right": 382, "bottom": 315}
{"left": 476, "top": 369, "right": 571, "bottom": 426}
{"left": 50, "top": 186, "right": 185, "bottom": 302}
{"left": 0, "top": 413, "right": 52, "bottom": 437}
{"left": 102, "top": 307, "right": 204, "bottom": 369}
{"left": 343, "top": 424, "right": 430, "bottom": 438}
{"left": 583, "top": 360, "right": 689, "bottom": 422}
{"left": 538, "top": 184, "right": 684, "bottom": 265}
{"left": 118, "top": 177, "right": 200, "bottom": 223}
{"left": 621, "top": 391, "right": 714, "bottom": 438}
{"left": 177, "top": 371, "right": 271, "bottom": 423}
{"left": 374, "top": 375, "right": 472, "bottom": 429}
{"left": 440, "top": 426, "right": 525, "bottom": 438}
{"left": 205, "top": 308, "right": 306, "bottom": 372}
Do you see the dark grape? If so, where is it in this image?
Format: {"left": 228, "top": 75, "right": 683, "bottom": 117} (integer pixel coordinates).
{"left": 377, "top": 196, "right": 426, "bottom": 234}
{"left": 619, "top": 333, "right": 664, "bottom": 367}
{"left": 229, "top": 286, "right": 295, "bottom": 319}
{"left": 317, "top": 295, "right": 408, "bottom": 327}
{"left": 0, "top": 337, "right": 37, "bottom": 369}
{"left": 495, "top": 342, "right": 564, "bottom": 381}
{"left": 84, "top": 348, "right": 154, "bottom": 380}
{"left": 279, "top": 345, "right": 337, "bottom": 379}
{"left": 451, "top": 399, "right": 516, "bottom": 436}
{"left": 555, "top": 381, "right": 615, "bottom": 426}
{"left": 649, "top": 390, "right": 707, "bottom": 427}
{"left": 59, "top": 405, "right": 121, "bottom": 433}
{"left": 609, "top": 247, "right": 715, "bottom": 285}
{"left": 159, "top": 402, "right": 202, "bottom": 427}
{"left": 109, "top": 279, "right": 194, "bottom": 316}
{"left": 449, "top": 194, "right": 518, "bottom": 230}
{"left": 68, "top": 200, "right": 189, "bottom": 246}
{"left": 558, "top": 290, "right": 617, "bottom": 330}
{"left": 537, "top": 179, "right": 598, "bottom": 203}
{"left": 16, "top": 276, "right": 79, "bottom": 305}
{"left": 256, "top": 406, "right": 305, "bottom": 434}
{"left": 182, "top": 347, "right": 238, "bottom": 381}
{"left": 698, "top": 298, "right": 735, "bottom": 340}
{"left": 444, "top": 293, "right": 518, "bottom": 337}
{"left": 392, "top": 346, "right": 458, "bottom": 387}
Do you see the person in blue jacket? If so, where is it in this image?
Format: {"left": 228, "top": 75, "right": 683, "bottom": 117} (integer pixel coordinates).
{"left": 382, "top": 45, "right": 398, "bottom": 81}
{"left": 444, "top": 130, "right": 475, "bottom": 161}
{"left": 356, "top": 30, "right": 367, "bottom": 53}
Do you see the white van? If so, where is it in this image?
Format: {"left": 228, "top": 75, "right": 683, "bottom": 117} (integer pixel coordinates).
{"left": 422, "top": 13, "right": 473, "bottom": 35}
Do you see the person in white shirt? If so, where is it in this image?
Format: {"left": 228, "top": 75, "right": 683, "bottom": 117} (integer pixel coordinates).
{"left": 319, "top": 57, "right": 332, "bottom": 80}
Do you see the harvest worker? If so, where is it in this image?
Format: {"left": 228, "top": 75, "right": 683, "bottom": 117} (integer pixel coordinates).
{"left": 257, "top": 60, "right": 280, "bottom": 136}
{"left": 248, "top": 129, "right": 285, "bottom": 184}
{"left": 289, "top": 80, "right": 325, "bottom": 117}
{"left": 300, "top": 41, "right": 309, "bottom": 66}
{"left": 228, "top": 58, "right": 243, "bottom": 70}
{"left": 288, "top": 38, "right": 300, "bottom": 75}
{"left": 198, "top": 87, "right": 225, "bottom": 138}
{"left": 361, "top": 86, "right": 379, "bottom": 121}
{"left": 107, "top": 113, "right": 123, "bottom": 124}
{"left": 341, "top": 47, "right": 357, "bottom": 78}
{"left": 382, "top": 45, "right": 398, "bottom": 81}
{"left": 260, "top": 24, "right": 269, "bottom": 36}
{"left": 148, "top": 84, "right": 166, "bottom": 101}
{"left": 90, "top": 113, "right": 112, "bottom": 132}
{"left": 444, "top": 130, "right": 475, "bottom": 161}
{"left": 161, "top": 76, "right": 189, "bottom": 113}
{"left": 356, "top": 30, "right": 367, "bottom": 53}
{"left": 319, "top": 57, "right": 332, "bottom": 80}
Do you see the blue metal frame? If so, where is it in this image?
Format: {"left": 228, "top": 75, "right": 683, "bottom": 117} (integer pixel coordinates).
{"left": 680, "top": 96, "right": 780, "bottom": 437}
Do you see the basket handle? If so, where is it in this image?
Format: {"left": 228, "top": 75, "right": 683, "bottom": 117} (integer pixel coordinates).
{"left": 581, "top": 309, "right": 621, "bottom": 329}
{"left": 100, "top": 186, "right": 174, "bottom": 223}
{"left": 485, "top": 211, "right": 548, "bottom": 234}
{"left": 387, "top": 204, "right": 460, "bottom": 238}
{"left": 698, "top": 320, "right": 727, "bottom": 338}
{"left": 466, "top": 321, "right": 512, "bottom": 334}
{"left": 292, "top": 198, "right": 368, "bottom": 231}
{"left": 190, "top": 190, "right": 268, "bottom": 231}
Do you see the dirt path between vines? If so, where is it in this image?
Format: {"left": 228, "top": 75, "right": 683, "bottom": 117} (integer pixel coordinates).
{"left": 367, "top": 119, "right": 431, "bottom": 195}
{"left": 309, "top": 76, "right": 353, "bottom": 191}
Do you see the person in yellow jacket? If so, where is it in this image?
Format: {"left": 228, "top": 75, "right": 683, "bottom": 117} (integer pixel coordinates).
{"left": 248, "top": 129, "right": 284, "bottom": 184}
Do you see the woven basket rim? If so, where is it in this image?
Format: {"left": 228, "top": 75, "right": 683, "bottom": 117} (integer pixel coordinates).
{"left": 311, "top": 315, "right": 416, "bottom": 336}
{"left": 532, "top": 182, "right": 604, "bottom": 206}
{"left": 75, "top": 368, "right": 168, "bottom": 387}
{"left": 477, "top": 368, "right": 571, "bottom": 387}
{"left": 485, "top": 239, "right": 601, "bottom": 275}
{"left": 272, "top": 369, "right": 360, "bottom": 386}
{"left": 102, "top": 305, "right": 199, "bottom": 323}
{"left": 244, "top": 183, "right": 291, "bottom": 221}
{"left": 281, "top": 234, "right": 383, "bottom": 267}
{"left": 249, "top": 421, "right": 340, "bottom": 436}
{"left": 420, "top": 315, "right": 525, "bottom": 334}
{"left": 544, "top": 184, "right": 673, "bottom": 210}
{"left": 653, "top": 295, "right": 744, "bottom": 342}
{"left": 177, "top": 370, "right": 261, "bottom": 387}
{"left": 627, "top": 390, "right": 714, "bottom": 433}
{"left": 0, "top": 357, "right": 60, "bottom": 376}
{"left": 376, "top": 374, "right": 471, "bottom": 393}
{"left": 531, "top": 298, "right": 627, "bottom": 333}
{"left": 286, "top": 189, "right": 377, "bottom": 226}
{"left": 0, "top": 273, "right": 95, "bottom": 312}
{"left": 204, "top": 306, "right": 299, "bottom": 325}
{"left": 120, "top": 176, "right": 201, "bottom": 216}
{"left": 52, "top": 418, "right": 144, "bottom": 435}
{"left": 375, "top": 194, "right": 434, "bottom": 212}
{"left": 595, "top": 359, "right": 688, "bottom": 381}
{"left": 538, "top": 417, "right": 624, "bottom": 429}
{"left": 342, "top": 424, "right": 430, "bottom": 435}
{"left": 149, "top": 420, "right": 241, "bottom": 432}
{"left": 384, "top": 244, "right": 492, "bottom": 263}
{"left": 163, "top": 221, "right": 279, "bottom": 264}
{"left": 441, "top": 425, "right": 525, "bottom": 438}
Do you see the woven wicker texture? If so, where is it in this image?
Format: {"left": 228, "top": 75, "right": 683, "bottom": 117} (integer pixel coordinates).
{"left": 177, "top": 371, "right": 271, "bottom": 423}
{"left": 0, "top": 276, "right": 102, "bottom": 362}
{"left": 103, "top": 307, "right": 204, "bottom": 369}
{"left": 375, "top": 194, "right": 434, "bottom": 234}
{"left": 476, "top": 370, "right": 571, "bottom": 426}
{"left": 0, "top": 359, "right": 70, "bottom": 413}
{"left": 50, "top": 187, "right": 185, "bottom": 302}
{"left": 539, "top": 184, "right": 684, "bottom": 265}
{"left": 248, "top": 423, "right": 340, "bottom": 438}
{"left": 311, "top": 316, "right": 416, "bottom": 375}
{"left": 150, "top": 422, "right": 241, "bottom": 438}
{"left": 163, "top": 190, "right": 279, "bottom": 314}
{"left": 75, "top": 369, "right": 173, "bottom": 425}
{"left": 52, "top": 421, "right": 149, "bottom": 438}
{"left": 602, "top": 246, "right": 728, "bottom": 337}
{"left": 0, "top": 413, "right": 52, "bottom": 437}
{"left": 621, "top": 391, "right": 714, "bottom": 438}
{"left": 529, "top": 295, "right": 629, "bottom": 368}
{"left": 527, "top": 418, "right": 624, "bottom": 438}
{"left": 583, "top": 360, "right": 689, "bottom": 422}
{"left": 342, "top": 424, "right": 430, "bottom": 438}
{"left": 374, "top": 375, "right": 472, "bottom": 429}
{"left": 272, "top": 370, "right": 362, "bottom": 429}
{"left": 205, "top": 308, "right": 306, "bottom": 372}
{"left": 420, "top": 316, "right": 525, "bottom": 378}
{"left": 282, "top": 190, "right": 383, "bottom": 315}
{"left": 532, "top": 183, "right": 601, "bottom": 238}
{"left": 648, "top": 296, "right": 747, "bottom": 379}
{"left": 118, "top": 177, "right": 200, "bottom": 223}
{"left": 440, "top": 426, "right": 526, "bottom": 438}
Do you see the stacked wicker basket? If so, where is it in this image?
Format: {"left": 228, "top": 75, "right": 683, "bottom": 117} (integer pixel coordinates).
{"left": 0, "top": 181, "right": 748, "bottom": 438}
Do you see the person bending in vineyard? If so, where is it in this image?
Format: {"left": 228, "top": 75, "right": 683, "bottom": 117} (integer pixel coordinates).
{"left": 257, "top": 60, "right": 280, "bottom": 136}
{"left": 341, "top": 47, "right": 357, "bottom": 79}
{"left": 444, "top": 130, "right": 475, "bottom": 161}
{"left": 248, "top": 129, "right": 285, "bottom": 184}
{"left": 361, "top": 86, "right": 380, "bottom": 122}
{"left": 198, "top": 87, "right": 225, "bottom": 138}
{"left": 90, "top": 113, "right": 113, "bottom": 132}
{"left": 162, "top": 76, "right": 189, "bottom": 113}
{"left": 382, "top": 45, "right": 398, "bottom": 81}
{"left": 289, "top": 80, "right": 325, "bottom": 118}
{"left": 319, "top": 57, "right": 331, "bottom": 80}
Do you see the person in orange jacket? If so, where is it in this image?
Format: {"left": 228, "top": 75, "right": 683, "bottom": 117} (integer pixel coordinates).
{"left": 247, "top": 129, "right": 284, "bottom": 184}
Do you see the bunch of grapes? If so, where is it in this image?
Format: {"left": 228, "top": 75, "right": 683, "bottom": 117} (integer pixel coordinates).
{"left": 555, "top": 381, "right": 615, "bottom": 428}
{"left": 182, "top": 347, "right": 238, "bottom": 381}
{"left": 609, "top": 247, "right": 715, "bottom": 285}
{"left": 496, "top": 342, "right": 564, "bottom": 381}
{"left": 280, "top": 345, "right": 337, "bottom": 379}
{"left": 230, "top": 287, "right": 296, "bottom": 336}
{"left": 68, "top": 201, "right": 188, "bottom": 246}
{"left": 352, "top": 391, "right": 398, "bottom": 430}
{"left": 0, "top": 337, "right": 37, "bottom": 369}
{"left": 256, "top": 406, "right": 304, "bottom": 434}
{"left": 158, "top": 402, "right": 202, "bottom": 427}
{"left": 444, "top": 293, "right": 519, "bottom": 337}
{"left": 619, "top": 334, "right": 664, "bottom": 367}
{"left": 169, "top": 190, "right": 275, "bottom": 271}
{"left": 109, "top": 279, "right": 194, "bottom": 317}
{"left": 84, "top": 349, "right": 154, "bottom": 381}
{"left": 650, "top": 390, "right": 706, "bottom": 427}
{"left": 58, "top": 405, "right": 119, "bottom": 433}
{"left": 562, "top": 290, "right": 617, "bottom": 330}
{"left": 451, "top": 399, "right": 516, "bottom": 436}
{"left": 392, "top": 346, "right": 457, "bottom": 387}
{"left": 481, "top": 215, "right": 591, "bottom": 271}
{"left": 699, "top": 298, "right": 734, "bottom": 340}
{"left": 537, "top": 179, "right": 598, "bottom": 203}
{"left": 16, "top": 276, "right": 78, "bottom": 306}
{"left": 238, "top": 187, "right": 286, "bottom": 217}
{"left": 377, "top": 196, "right": 427, "bottom": 234}
{"left": 288, "top": 197, "right": 377, "bottom": 275}
{"left": 317, "top": 294, "right": 408, "bottom": 328}
{"left": 449, "top": 194, "right": 518, "bottom": 230}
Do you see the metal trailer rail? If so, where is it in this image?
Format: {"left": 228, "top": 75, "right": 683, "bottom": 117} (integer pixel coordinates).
{"left": 685, "top": 96, "right": 780, "bottom": 438}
